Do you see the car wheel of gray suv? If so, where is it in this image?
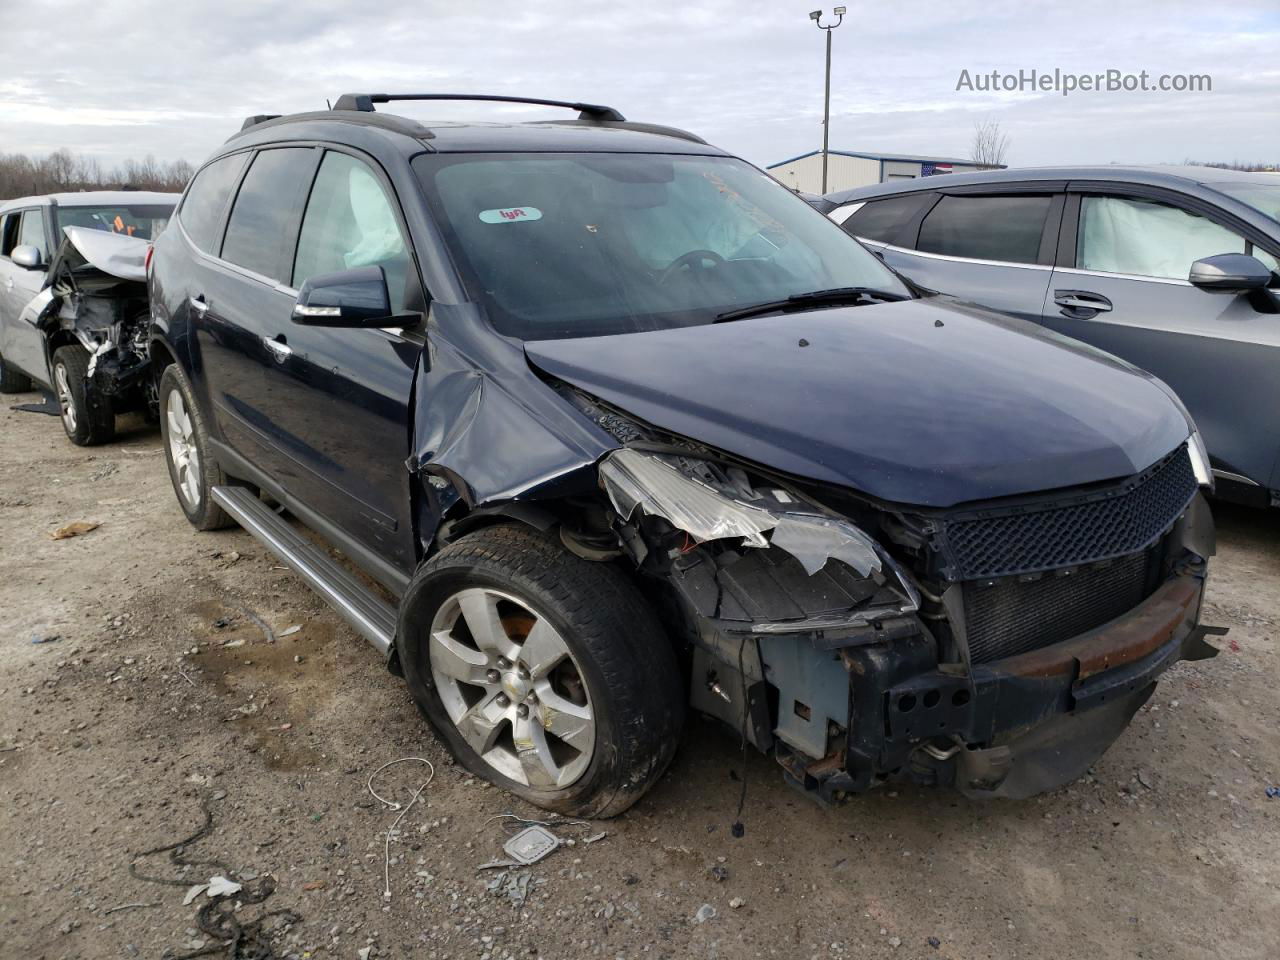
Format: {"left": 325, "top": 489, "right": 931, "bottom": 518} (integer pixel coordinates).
{"left": 159, "top": 364, "right": 233, "bottom": 530}
{"left": 398, "top": 523, "right": 685, "bottom": 818}
{"left": 0, "top": 351, "right": 33, "bottom": 393}
{"left": 52, "top": 346, "right": 115, "bottom": 446}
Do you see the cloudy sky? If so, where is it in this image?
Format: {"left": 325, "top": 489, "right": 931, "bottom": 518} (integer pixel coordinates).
{"left": 3, "top": 0, "right": 1278, "bottom": 171}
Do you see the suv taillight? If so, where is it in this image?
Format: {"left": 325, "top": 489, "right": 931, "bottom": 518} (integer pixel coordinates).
{"left": 145, "top": 245, "right": 154, "bottom": 274}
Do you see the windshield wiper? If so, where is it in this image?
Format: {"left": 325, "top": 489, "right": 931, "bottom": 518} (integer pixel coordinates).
{"left": 714, "top": 286, "right": 908, "bottom": 323}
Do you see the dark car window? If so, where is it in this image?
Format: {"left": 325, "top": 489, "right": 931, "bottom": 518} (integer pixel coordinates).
{"left": 293, "top": 151, "right": 415, "bottom": 312}
{"left": 1077, "top": 195, "right": 1254, "bottom": 280}
{"left": 55, "top": 204, "right": 174, "bottom": 241}
{"left": 18, "top": 209, "right": 47, "bottom": 258}
{"left": 842, "top": 192, "right": 936, "bottom": 246}
{"left": 1, "top": 212, "right": 22, "bottom": 256}
{"left": 179, "top": 153, "right": 250, "bottom": 254}
{"left": 222, "top": 148, "right": 317, "bottom": 283}
{"left": 414, "top": 152, "right": 908, "bottom": 341}
{"left": 917, "top": 195, "right": 1052, "bottom": 264}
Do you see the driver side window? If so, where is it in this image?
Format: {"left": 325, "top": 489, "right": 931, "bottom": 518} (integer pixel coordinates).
{"left": 293, "top": 152, "right": 416, "bottom": 313}
{"left": 1077, "top": 196, "right": 1250, "bottom": 281}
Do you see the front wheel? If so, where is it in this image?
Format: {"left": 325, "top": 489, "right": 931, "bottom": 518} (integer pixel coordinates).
{"left": 52, "top": 346, "right": 114, "bottom": 446}
{"left": 158, "top": 364, "right": 233, "bottom": 530}
{"left": 399, "top": 524, "right": 685, "bottom": 818}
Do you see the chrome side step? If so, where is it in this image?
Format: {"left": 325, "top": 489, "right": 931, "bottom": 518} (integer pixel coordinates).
{"left": 211, "top": 485, "right": 397, "bottom": 656}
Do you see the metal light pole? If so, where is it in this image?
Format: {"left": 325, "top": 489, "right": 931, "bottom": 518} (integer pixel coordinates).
{"left": 809, "top": 7, "right": 846, "bottom": 194}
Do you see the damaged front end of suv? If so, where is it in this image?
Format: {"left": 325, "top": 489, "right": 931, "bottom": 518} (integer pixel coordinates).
{"left": 415, "top": 330, "right": 1222, "bottom": 803}
{"left": 595, "top": 434, "right": 1218, "bottom": 801}
{"left": 21, "top": 226, "right": 157, "bottom": 434}
{"left": 570, "top": 414, "right": 1222, "bottom": 802}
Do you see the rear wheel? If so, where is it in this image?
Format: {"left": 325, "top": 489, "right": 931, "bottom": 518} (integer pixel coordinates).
{"left": 52, "top": 346, "right": 114, "bottom": 446}
{"left": 0, "top": 351, "right": 32, "bottom": 393}
{"left": 399, "top": 524, "right": 684, "bottom": 818}
{"left": 158, "top": 364, "right": 233, "bottom": 530}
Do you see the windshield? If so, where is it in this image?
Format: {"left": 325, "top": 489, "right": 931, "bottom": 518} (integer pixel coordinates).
{"left": 414, "top": 153, "right": 908, "bottom": 340}
{"left": 53, "top": 203, "right": 174, "bottom": 241}
{"left": 1212, "top": 182, "right": 1280, "bottom": 225}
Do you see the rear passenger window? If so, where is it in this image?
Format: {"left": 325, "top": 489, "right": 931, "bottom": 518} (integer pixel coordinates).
{"left": 293, "top": 152, "right": 415, "bottom": 312}
{"left": 221, "top": 148, "right": 317, "bottom": 282}
{"left": 180, "top": 153, "right": 249, "bottom": 254}
{"left": 843, "top": 193, "right": 937, "bottom": 246}
{"left": 17, "top": 209, "right": 47, "bottom": 258}
{"left": 917, "top": 195, "right": 1051, "bottom": 265}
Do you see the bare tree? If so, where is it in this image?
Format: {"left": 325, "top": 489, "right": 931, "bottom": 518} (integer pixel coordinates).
{"left": 971, "top": 119, "right": 1011, "bottom": 168}
{"left": 0, "top": 150, "right": 195, "bottom": 200}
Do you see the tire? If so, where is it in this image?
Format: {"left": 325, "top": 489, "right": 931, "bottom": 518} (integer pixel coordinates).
{"left": 52, "top": 346, "right": 114, "bottom": 446}
{"left": 158, "top": 363, "right": 234, "bottom": 530}
{"left": 399, "top": 523, "right": 684, "bottom": 818}
{"left": 0, "top": 351, "right": 32, "bottom": 393}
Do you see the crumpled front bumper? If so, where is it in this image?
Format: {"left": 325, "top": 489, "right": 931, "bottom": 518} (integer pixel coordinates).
{"left": 767, "top": 480, "right": 1227, "bottom": 802}
{"left": 771, "top": 569, "right": 1220, "bottom": 802}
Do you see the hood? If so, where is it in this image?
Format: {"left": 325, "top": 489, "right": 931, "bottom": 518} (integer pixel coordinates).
{"left": 525, "top": 298, "right": 1192, "bottom": 508}
{"left": 55, "top": 225, "right": 150, "bottom": 283}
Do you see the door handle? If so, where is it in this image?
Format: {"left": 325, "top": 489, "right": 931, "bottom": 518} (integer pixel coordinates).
{"left": 263, "top": 336, "right": 292, "bottom": 362}
{"left": 189, "top": 296, "right": 209, "bottom": 316}
{"left": 1054, "top": 289, "right": 1112, "bottom": 318}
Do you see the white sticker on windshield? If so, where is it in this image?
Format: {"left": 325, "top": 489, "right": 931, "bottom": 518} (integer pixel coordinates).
{"left": 479, "top": 206, "right": 543, "bottom": 224}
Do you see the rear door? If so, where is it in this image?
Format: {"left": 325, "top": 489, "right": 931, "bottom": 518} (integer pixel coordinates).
{"left": 198, "top": 146, "right": 321, "bottom": 482}
{"left": 837, "top": 186, "right": 1064, "bottom": 324}
{"left": 0, "top": 207, "right": 54, "bottom": 384}
{"left": 1044, "top": 186, "right": 1280, "bottom": 493}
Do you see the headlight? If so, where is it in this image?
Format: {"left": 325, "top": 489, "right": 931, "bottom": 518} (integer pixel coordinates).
{"left": 1188, "top": 430, "right": 1213, "bottom": 488}
{"left": 599, "top": 448, "right": 882, "bottom": 577}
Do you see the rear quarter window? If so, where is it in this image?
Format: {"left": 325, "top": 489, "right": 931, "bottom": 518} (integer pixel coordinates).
{"left": 179, "top": 153, "right": 250, "bottom": 254}
{"left": 842, "top": 192, "right": 937, "bottom": 246}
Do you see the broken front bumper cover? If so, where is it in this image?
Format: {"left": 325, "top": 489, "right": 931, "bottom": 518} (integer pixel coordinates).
{"left": 785, "top": 572, "right": 1219, "bottom": 802}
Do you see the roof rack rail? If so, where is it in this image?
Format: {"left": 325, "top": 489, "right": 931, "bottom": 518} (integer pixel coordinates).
{"left": 241, "top": 114, "right": 282, "bottom": 131}
{"left": 331, "top": 93, "right": 625, "bottom": 122}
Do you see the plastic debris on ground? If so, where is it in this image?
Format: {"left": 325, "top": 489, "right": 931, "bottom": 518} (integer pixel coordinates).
{"left": 503, "top": 825, "right": 561, "bottom": 865}
{"left": 693, "top": 903, "right": 717, "bottom": 923}
{"left": 1266, "top": 786, "right": 1280, "bottom": 799}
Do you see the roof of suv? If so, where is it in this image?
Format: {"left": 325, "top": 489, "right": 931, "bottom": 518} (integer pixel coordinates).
{"left": 0, "top": 190, "right": 179, "bottom": 213}
{"left": 824, "top": 165, "right": 1280, "bottom": 206}
{"left": 224, "top": 107, "right": 728, "bottom": 159}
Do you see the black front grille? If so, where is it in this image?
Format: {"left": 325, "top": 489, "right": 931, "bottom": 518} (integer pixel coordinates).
{"left": 963, "top": 551, "right": 1151, "bottom": 663}
{"left": 939, "top": 445, "right": 1196, "bottom": 580}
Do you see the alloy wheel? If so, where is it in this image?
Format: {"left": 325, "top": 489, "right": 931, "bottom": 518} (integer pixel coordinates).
{"left": 166, "top": 388, "right": 202, "bottom": 508}
{"left": 428, "top": 587, "right": 596, "bottom": 789}
{"left": 54, "top": 362, "right": 77, "bottom": 433}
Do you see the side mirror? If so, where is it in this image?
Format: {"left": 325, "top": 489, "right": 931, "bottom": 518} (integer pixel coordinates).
{"left": 1188, "top": 253, "right": 1273, "bottom": 294}
{"left": 11, "top": 244, "right": 43, "bottom": 270}
{"left": 292, "top": 266, "right": 401, "bottom": 327}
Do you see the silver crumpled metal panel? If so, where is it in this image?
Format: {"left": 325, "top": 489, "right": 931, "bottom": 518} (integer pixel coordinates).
{"left": 62, "top": 225, "right": 149, "bottom": 282}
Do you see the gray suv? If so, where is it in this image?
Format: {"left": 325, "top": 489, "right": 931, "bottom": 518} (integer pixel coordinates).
{"left": 820, "top": 167, "right": 1280, "bottom": 507}
{"left": 0, "top": 191, "right": 176, "bottom": 443}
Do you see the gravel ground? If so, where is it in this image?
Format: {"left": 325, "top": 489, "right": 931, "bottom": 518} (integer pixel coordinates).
{"left": 1, "top": 390, "right": 1277, "bottom": 960}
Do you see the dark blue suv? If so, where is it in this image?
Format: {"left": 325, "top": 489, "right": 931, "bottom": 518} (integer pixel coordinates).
{"left": 148, "top": 94, "right": 1223, "bottom": 815}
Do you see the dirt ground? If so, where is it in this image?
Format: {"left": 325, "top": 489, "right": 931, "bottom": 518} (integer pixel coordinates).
{"left": 1, "top": 390, "right": 1277, "bottom": 960}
